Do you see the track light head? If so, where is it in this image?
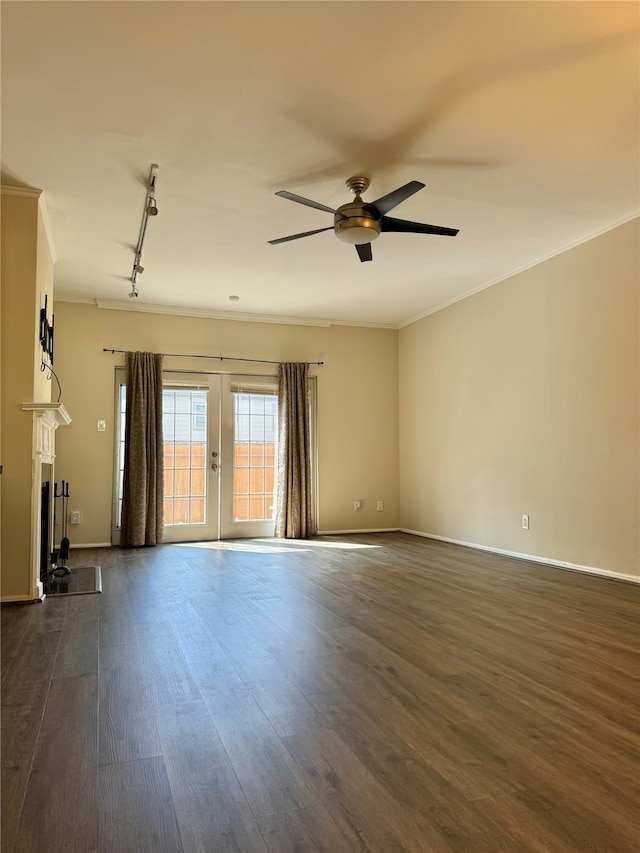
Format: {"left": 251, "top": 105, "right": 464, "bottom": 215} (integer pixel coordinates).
{"left": 129, "top": 284, "right": 139, "bottom": 299}
{"left": 146, "top": 197, "right": 158, "bottom": 216}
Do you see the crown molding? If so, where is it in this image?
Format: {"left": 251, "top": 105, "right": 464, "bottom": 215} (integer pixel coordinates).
{"left": 54, "top": 297, "right": 399, "bottom": 329}
{"left": 1, "top": 184, "right": 42, "bottom": 199}
{"left": 92, "top": 299, "right": 334, "bottom": 327}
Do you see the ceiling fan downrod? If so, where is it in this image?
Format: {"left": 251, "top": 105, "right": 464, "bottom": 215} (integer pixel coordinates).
{"left": 345, "top": 175, "right": 370, "bottom": 196}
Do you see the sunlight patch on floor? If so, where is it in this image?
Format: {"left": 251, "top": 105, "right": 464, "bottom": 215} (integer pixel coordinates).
{"left": 254, "top": 538, "right": 380, "bottom": 550}
{"left": 173, "top": 537, "right": 380, "bottom": 553}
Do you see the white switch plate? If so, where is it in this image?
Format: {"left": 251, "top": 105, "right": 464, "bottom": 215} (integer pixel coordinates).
{"left": 97, "top": 420, "right": 106, "bottom": 432}
{"left": 522, "top": 514, "right": 529, "bottom": 529}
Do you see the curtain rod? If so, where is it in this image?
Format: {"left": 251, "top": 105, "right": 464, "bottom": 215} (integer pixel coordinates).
{"left": 103, "top": 348, "right": 324, "bottom": 366}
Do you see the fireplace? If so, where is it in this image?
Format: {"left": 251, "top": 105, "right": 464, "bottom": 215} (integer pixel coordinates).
{"left": 21, "top": 403, "right": 71, "bottom": 600}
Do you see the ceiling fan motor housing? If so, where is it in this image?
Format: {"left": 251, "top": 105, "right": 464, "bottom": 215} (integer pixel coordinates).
{"left": 334, "top": 201, "right": 381, "bottom": 245}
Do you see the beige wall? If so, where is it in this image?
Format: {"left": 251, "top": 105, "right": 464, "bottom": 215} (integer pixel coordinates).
{"left": 52, "top": 303, "right": 400, "bottom": 544}
{"left": 399, "top": 219, "right": 639, "bottom": 578}
{"left": 1, "top": 190, "right": 54, "bottom": 598}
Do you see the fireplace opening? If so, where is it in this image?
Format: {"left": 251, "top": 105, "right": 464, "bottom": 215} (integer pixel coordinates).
{"left": 40, "top": 464, "right": 53, "bottom": 585}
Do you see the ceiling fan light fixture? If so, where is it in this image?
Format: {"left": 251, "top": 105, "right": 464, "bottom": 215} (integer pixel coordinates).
{"left": 334, "top": 216, "right": 381, "bottom": 244}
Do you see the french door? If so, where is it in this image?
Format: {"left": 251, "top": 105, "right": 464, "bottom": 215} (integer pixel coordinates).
{"left": 161, "top": 374, "right": 221, "bottom": 542}
{"left": 219, "top": 374, "right": 279, "bottom": 539}
{"left": 113, "top": 371, "right": 279, "bottom": 543}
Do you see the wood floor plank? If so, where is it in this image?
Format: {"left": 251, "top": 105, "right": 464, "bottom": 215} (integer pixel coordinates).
{"left": 255, "top": 803, "right": 365, "bottom": 853}
{"left": 52, "top": 593, "right": 99, "bottom": 679}
{"left": 13, "top": 674, "right": 98, "bottom": 853}
{"left": 156, "top": 702, "right": 268, "bottom": 853}
{"left": 307, "top": 690, "right": 528, "bottom": 851}
{"left": 251, "top": 681, "right": 329, "bottom": 737}
{"left": 98, "top": 756, "right": 183, "bottom": 853}
{"left": 1, "top": 604, "right": 36, "bottom": 685}
{"left": 218, "top": 728, "right": 318, "bottom": 818}
{"left": 0, "top": 682, "right": 52, "bottom": 853}
{"left": 0, "top": 607, "right": 63, "bottom": 852}
{"left": 195, "top": 658, "right": 279, "bottom": 738}
{"left": 99, "top": 595, "right": 138, "bottom": 648}
{"left": 98, "top": 643, "right": 162, "bottom": 766}
{"left": 282, "top": 726, "right": 456, "bottom": 853}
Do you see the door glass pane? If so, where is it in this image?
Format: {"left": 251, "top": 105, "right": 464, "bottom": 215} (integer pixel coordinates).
{"left": 163, "top": 388, "right": 208, "bottom": 526}
{"left": 232, "top": 391, "right": 277, "bottom": 522}
{"left": 116, "top": 383, "right": 126, "bottom": 528}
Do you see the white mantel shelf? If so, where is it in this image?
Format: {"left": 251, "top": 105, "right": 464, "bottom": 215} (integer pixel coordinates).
{"left": 22, "top": 402, "right": 72, "bottom": 426}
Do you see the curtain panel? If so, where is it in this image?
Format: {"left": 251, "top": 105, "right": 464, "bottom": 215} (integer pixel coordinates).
{"left": 120, "top": 351, "right": 164, "bottom": 546}
{"left": 275, "top": 362, "right": 315, "bottom": 539}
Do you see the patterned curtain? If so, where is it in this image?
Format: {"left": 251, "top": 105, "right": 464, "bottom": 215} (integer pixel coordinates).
{"left": 275, "top": 362, "right": 315, "bottom": 538}
{"left": 120, "top": 351, "right": 164, "bottom": 546}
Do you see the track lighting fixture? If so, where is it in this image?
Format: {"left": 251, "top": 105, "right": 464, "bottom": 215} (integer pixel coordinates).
{"left": 133, "top": 254, "right": 144, "bottom": 275}
{"left": 128, "top": 163, "right": 159, "bottom": 296}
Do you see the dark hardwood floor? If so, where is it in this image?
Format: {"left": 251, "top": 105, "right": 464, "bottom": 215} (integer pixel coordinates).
{"left": 1, "top": 533, "right": 638, "bottom": 852}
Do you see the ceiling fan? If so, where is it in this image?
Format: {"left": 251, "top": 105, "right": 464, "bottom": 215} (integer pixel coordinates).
{"left": 268, "top": 176, "right": 459, "bottom": 262}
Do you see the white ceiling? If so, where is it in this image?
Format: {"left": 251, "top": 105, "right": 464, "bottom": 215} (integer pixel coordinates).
{"left": 2, "top": 1, "right": 638, "bottom": 328}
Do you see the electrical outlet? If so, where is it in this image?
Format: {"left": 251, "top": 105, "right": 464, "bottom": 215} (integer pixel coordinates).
{"left": 377, "top": 501, "right": 384, "bottom": 511}
{"left": 354, "top": 500, "right": 361, "bottom": 512}
{"left": 70, "top": 511, "right": 80, "bottom": 525}
{"left": 522, "top": 514, "right": 529, "bottom": 530}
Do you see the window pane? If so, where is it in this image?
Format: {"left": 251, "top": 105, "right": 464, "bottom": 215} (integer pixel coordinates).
{"left": 162, "top": 389, "right": 208, "bottom": 527}
{"left": 117, "top": 384, "right": 211, "bottom": 532}
{"left": 232, "top": 391, "right": 277, "bottom": 524}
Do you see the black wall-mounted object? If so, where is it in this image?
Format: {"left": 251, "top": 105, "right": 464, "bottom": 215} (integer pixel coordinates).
{"left": 40, "top": 294, "right": 54, "bottom": 365}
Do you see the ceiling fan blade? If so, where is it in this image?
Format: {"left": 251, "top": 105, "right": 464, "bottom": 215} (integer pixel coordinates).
{"left": 355, "top": 243, "right": 372, "bottom": 263}
{"left": 367, "top": 181, "right": 425, "bottom": 217}
{"left": 268, "top": 227, "right": 333, "bottom": 245}
{"left": 274, "top": 190, "right": 336, "bottom": 214}
{"left": 380, "top": 216, "right": 459, "bottom": 237}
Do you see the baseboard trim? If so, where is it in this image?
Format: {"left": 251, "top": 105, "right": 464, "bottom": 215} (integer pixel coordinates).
{"left": 317, "top": 527, "right": 401, "bottom": 536}
{"left": 1, "top": 595, "right": 44, "bottom": 605}
{"left": 401, "top": 529, "right": 640, "bottom": 585}
{"left": 70, "top": 543, "right": 112, "bottom": 549}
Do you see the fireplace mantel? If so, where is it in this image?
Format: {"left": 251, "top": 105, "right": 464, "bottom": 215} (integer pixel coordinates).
{"left": 20, "top": 402, "right": 72, "bottom": 600}
{"left": 22, "top": 401, "right": 72, "bottom": 423}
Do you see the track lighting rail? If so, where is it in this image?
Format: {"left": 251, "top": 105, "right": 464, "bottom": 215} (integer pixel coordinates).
{"left": 129, "top": 163, "right": 159, "bottom": 298}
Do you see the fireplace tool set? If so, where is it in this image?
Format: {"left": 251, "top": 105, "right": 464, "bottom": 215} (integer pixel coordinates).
{"left": 48, "top": 480, "right": 71, "bottom": 593}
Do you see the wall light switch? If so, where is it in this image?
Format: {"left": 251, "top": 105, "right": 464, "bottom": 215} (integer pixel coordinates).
{"left": 97, "top": 420, "right": 106, "bottom": 432}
